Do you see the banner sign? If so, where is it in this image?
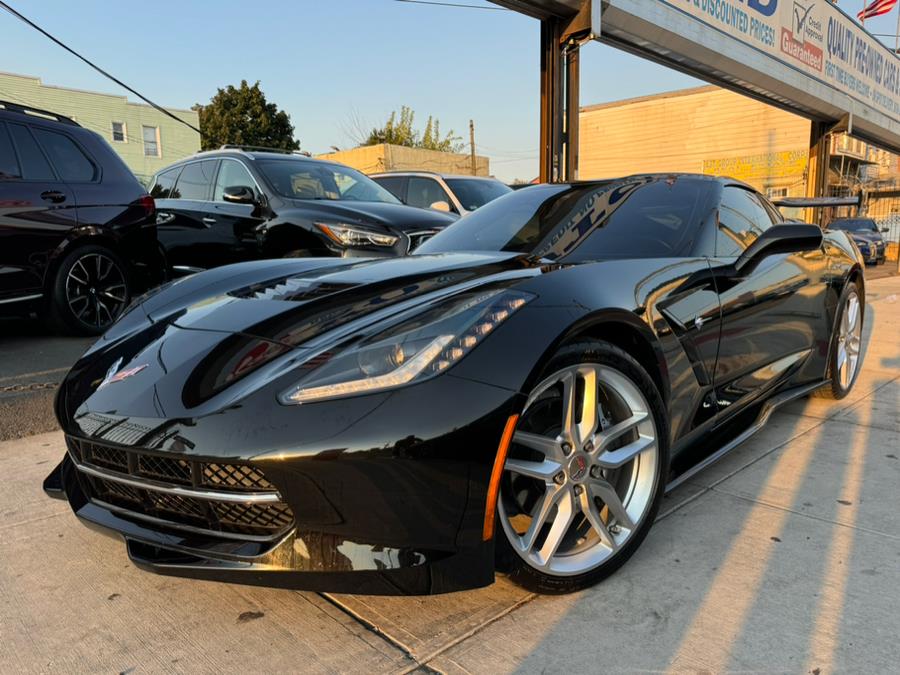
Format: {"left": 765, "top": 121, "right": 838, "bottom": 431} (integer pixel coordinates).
{"left": 669, "top": 0, "right": 900, "bottom": 119}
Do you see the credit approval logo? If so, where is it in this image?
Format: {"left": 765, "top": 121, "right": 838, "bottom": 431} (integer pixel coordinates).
{"left": 781, "top": 2, "right": 824, "bottom": 71}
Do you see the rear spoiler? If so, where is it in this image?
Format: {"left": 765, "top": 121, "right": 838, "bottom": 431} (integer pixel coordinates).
{"left": 771, "top": 196, "right": 861, "bottom": 209}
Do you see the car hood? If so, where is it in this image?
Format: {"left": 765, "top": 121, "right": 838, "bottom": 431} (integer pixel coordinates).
{"left": 284, "top": 199, "right": 458, "bottom": 231}
{"left": 848, "top": 231, "right": 883, "bottom": 244}
{"left": 61, "top": 253, "right": 540, "bottom": 422}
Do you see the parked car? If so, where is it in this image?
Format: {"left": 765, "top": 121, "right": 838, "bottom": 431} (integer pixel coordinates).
{"left": 46, "top": 174, "right": 864, "bottom": 595}
{"left": 0, "top": 101, "right": 161, "bottom": 334}
{"left": 149, "top": 148, "right": 457, "bottom": 275}
{"left": 827, "top": 217, "right": 888, "bottom": 264}
{"left": 370, "top": 171, "right": 512, "bottom": 215}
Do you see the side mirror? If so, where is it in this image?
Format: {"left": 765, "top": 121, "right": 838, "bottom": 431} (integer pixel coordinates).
{"left": 881, "top": 227, "right": 890, "bottom": 233}
{"left": 223, "top": 185, "right": 256, "bottom": 205}
{"left": 429, "top": 200, "right": 451, "bottom": 212}
{"left": 734, "top": 223, "right": 823, "bottom": 275}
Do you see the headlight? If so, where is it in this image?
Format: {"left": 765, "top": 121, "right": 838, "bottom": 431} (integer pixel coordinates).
{"left": 280, "top": 288, "right": 533, "bottom": 404}
{"left": 316, "top": 222, "right": 398, "bottom": 248}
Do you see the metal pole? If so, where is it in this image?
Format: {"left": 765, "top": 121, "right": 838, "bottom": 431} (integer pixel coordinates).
{"left": 539, "top": 18, "right": 563, "bottom": 183}
{"left": 564, "top": 43, "right": 580, "bottom": 182}
{"left": 469, "top": 120, "right": 476, "bottom": 176}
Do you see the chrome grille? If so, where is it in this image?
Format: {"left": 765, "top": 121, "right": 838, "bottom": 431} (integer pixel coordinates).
{"left": 67, "top": 436, "right": 294, "bottom": 539}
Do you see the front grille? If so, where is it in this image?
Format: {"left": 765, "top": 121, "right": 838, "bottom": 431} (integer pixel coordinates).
{"left": 68, "top": 437, "right": 294, "bottom": 539}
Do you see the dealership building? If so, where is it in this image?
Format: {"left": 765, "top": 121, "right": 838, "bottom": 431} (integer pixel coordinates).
{"left": 0, "top": 71, "right": 200, "bottom": 184}
{"left": 578, "top": 85, "right": 900, "bottom": 201}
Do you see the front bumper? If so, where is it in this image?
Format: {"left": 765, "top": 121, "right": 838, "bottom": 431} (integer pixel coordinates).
{"left": 48, "top": 373, "right": 522, "bottom": 595}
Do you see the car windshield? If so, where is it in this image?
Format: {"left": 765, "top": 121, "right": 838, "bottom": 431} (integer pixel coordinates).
{"left": 830, "top": 219, "right": 877, "bottom": 232}
{"left": 257, "top": 159, "right": 401, "bottom": 204}
{"left": 416, "top": 176, "right": 714, "bottom": 261}
{"left": 444, "top": 178, "right": 512, "bottom": 211}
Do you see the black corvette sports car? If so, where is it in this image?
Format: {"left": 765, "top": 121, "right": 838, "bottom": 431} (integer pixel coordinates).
{"left": 44, "top": 174, "right": 865, "bottom": 595}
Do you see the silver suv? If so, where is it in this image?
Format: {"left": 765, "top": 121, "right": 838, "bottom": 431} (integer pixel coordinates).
{"left": 370, "top": 171, "right": 511, "bottom": 216}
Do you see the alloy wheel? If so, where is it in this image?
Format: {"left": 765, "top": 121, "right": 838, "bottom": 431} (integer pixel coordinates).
{"left": 65, "top": 252, "right": 128, "bottom": 329}
{"left": 836, "top": 290, "right": 862, "bottom": 390}
{"left": 498, "top": 364, "right": 659, "bottom": 576}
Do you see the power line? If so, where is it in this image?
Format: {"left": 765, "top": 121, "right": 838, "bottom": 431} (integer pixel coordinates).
{"left": 0, "top": 0, "right": 201, "bottom": 136}
{"left": 393, "top": 0, "right": 508, "bottom": 9}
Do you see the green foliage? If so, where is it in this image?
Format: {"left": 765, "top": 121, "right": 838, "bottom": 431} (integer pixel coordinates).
{"left": 364, "top": 106, "right": 463, "bottom": 153}
{"left": 195, "top": 80, "right": 299, "bottom": 151}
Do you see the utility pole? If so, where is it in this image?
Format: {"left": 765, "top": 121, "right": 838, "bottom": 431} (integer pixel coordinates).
{"left": 469, "top": 120, "right": 477, "bottom": 176}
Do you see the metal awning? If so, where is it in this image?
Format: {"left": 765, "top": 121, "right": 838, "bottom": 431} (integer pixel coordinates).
{"left": 494, "top": 0, "right": 900, "bottom": 184}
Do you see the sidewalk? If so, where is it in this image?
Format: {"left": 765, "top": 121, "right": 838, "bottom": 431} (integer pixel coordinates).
{"left": 1, "top": 276, "right": 898, "bottom": 674}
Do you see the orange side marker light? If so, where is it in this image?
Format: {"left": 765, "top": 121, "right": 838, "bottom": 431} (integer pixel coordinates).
{"left": 483, "top": 414, "right": 519, "bottom": 541}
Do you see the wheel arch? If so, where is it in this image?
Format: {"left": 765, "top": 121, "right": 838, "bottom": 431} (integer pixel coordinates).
{"left": 44, "top": 229, "right": 128, "bottom": 291}
{"left": 555, "top": 310, "right": 670, "bottom": 407}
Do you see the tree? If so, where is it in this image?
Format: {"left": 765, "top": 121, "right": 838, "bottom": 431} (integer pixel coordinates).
{"left": 364, "top": 106, "right": 463, "bottom": 153}
{"left": 195, "top": 81, "right": 299, "bottom": 151}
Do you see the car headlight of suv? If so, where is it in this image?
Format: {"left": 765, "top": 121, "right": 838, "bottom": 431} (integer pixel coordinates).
{"left": 280, "top": 288, "right": 534, "bottom": 404}
{"left": 316, "top": 222, "right": 398, "bottom": 248}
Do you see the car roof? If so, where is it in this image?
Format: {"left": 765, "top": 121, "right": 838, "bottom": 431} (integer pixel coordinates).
{"left": 370, "top": 170, "right": 502, "bottom": 181}
{"left": 0, "top": 100, "right": 80, "bottom": 128}
{"left": 162, "top": 147, "right": 348, "bottom": 171}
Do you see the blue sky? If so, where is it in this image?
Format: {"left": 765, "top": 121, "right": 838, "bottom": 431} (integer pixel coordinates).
{"left": 2, "top": 1, "right": 899, "bottom": 181}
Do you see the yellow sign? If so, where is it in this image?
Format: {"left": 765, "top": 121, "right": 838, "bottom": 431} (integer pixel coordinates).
{"left": 702, "top": 149, "right": 808, "bottom": 183}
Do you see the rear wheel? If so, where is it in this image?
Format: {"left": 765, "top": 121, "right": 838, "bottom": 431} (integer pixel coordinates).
{"left": 46, "top": 245, "right": 130, "bottom": 335}
{"left": 814, "top": 281, "right": 863, "bottom": 399}
{"left": 496, "top": 341, "right": 668, "bottom": 594}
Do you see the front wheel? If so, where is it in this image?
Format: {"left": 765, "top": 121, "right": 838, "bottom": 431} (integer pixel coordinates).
{"left": 496, "top": 340, "right": 669, "bottom": 594}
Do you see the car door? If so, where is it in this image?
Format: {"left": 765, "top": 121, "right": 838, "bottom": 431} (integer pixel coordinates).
{"left": 708, "top": 186, "right": 829, "bottom": 413}
{"left": 407, "top": 176, "right": 457, "bottom": 214}
{"left": 154, "top": 159, "right": 222, "bottom": 272}
{"left": 208, "top": 158, "right": 265, "bottom": 263}
{"left": 0, "top": 121, "right": 77, "bottom": 302}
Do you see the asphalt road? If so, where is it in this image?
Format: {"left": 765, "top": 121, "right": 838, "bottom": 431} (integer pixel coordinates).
{"left": 0, "top": 317, "right": 92, "bottom": 441}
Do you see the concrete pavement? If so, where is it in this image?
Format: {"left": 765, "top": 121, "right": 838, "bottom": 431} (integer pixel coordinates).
{"left": 1, "top": 275, "right": 898, "bottom": 674}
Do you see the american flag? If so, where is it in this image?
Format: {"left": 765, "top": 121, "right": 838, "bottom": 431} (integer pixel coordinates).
{"left": 858, "top": 0, "right": 898, "bottom": 21}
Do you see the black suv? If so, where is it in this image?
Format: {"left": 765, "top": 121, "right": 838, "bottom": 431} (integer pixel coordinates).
{"left": 0, "top": 101, "right": 161, "bottom": 335}
{"left": 149, "top": 147, "right": 457, "bottom": 275}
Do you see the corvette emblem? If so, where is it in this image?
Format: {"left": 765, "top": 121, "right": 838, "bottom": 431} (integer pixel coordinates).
{"left": 568, "top": 454, "right": 588, "bottom": 481}
{"left": 97, "top": 357, "right": 148, "bottom": 390}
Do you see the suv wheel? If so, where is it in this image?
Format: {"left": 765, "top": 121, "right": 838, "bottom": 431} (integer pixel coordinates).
{"left": 47, "top": 245, "right": 131, "bottom": 335}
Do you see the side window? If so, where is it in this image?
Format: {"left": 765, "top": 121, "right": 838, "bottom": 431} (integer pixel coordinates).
{"left": 7, "top": 123, "right": 55, "bottom": 181}
{"left": 213, "top": 160, "right": 256, "bottom": 201}
{"left": 374, "top": 176, "right": 406, "bottom": 201}
{"left": 150, "top": 166, "right": 182, "bottom": 199}
{"left": 172, "top": 160, "right": 216, "bottom": 201}
{"left": 407, "top": 177, "right": 451, "bottom": 210}
{"left": 717, "top": 187, "right": 773, "bottom": 256}
{"left": 0, "top": 123, "right": 22, "bottom": 179}
{"left": 32, "top": 129, "right": 98, "bottom": 182}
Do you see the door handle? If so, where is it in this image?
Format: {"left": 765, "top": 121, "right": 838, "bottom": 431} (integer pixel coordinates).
{"left": 40, "top": 190, "right": 66, "bottom": 204}
{"left": 202, "top": 217, "right": 216, "bottom": 227}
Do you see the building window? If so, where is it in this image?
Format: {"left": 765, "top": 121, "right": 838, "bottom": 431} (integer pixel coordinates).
{"left": 111, "top": 121, "right": 126, "bottom": 143}
{"left": 142, "top": 125, "right": 160, "bottom": 157}
{"left": 766, "top": 187, "right": 788, "bottom": 199}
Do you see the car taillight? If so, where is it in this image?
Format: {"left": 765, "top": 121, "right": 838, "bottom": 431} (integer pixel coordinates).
{"left": 136, "top": 194, "right": 156, "bottom": 218}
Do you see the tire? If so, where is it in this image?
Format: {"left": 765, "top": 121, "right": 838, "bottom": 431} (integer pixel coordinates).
{"left": 496, "top": 340, "right": 669, "bottom": 594}
{"left": 45, "top": 245, "right": 131, "bottom": 336}
{"left": 813, "top": 281, "right": 863, "bottom": 400}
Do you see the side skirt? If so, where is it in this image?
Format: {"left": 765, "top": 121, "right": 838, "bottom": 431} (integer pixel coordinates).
{"left": 665, "top": 379, "right": 828, "bottom": 493}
